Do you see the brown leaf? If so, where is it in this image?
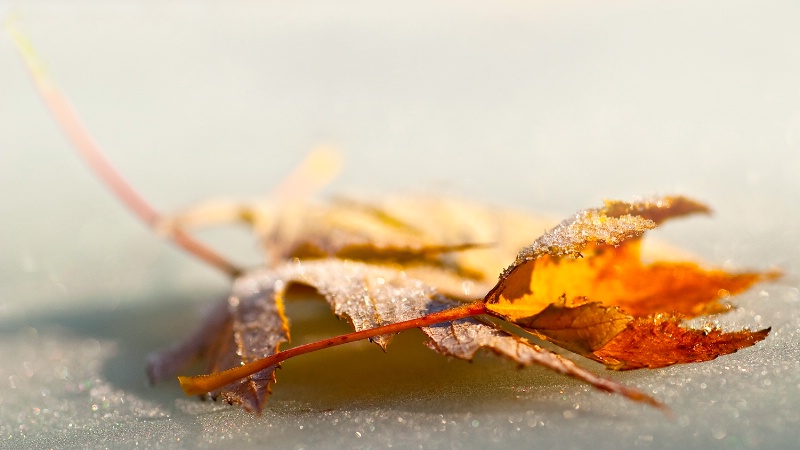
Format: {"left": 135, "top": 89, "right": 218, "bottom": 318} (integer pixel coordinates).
{"left": 156, "top": 194, "right": 770, "bottom": 413}
{"left": 168, "top": 195, "right": 557, "bottom": 299}
{"left": 148, "top": 277, "right": 292, "bottom": 412}
{"left": 422, "top": 311, "right": 664, "bottom": 409}
{"left": 512, "top": 295, "right": 632, "bottom": 355}
{"left": 592, "top": 315, "right": 771, "bottom": 370}
{"left": 158, "top": 258, "right": 660, "bottom": 411}
{"left": 152, "top": 197, "right": 558, "bottom": 412}
{"left": 485, "top": 196, "right": 770, "bottom": 370}
{"left": 15, "top": 25, "right": 771, "bottom": 415}
{"left": 204, "top": 278, "right": 291, "bottom": 411}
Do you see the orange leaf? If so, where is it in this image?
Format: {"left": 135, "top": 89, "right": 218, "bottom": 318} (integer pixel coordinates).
{"left": 485, "top": 196, "right": 772, "bottom": 369}
{"left": 592, "top": 315, "right": 770, "bottom": 370}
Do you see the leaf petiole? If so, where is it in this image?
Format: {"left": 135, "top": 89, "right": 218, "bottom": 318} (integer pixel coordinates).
{"left": 7, "top": 17, "right": 244, "bottom": 278}
{"left": 179, "top": 301, "right": 488, "bottom": 396}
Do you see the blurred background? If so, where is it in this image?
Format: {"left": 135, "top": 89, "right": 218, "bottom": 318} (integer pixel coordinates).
{"left": 1, "top": 1, "right": 798, "bottom": 448}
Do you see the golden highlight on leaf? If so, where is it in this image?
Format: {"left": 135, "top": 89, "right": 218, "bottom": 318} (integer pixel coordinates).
{"left": 485, "top": 196, "right": 772, "bottom": 371}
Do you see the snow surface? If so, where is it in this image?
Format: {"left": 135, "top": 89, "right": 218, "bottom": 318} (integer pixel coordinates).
{"left": 2, "top": 1, "right": 799, "bottom": 448}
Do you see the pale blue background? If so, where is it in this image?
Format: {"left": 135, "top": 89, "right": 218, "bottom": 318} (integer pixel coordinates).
{"left": 1, "top": 1, "right": 799, "bottom": 448}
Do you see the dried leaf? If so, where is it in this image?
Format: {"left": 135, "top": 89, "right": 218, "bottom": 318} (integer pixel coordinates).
{"left": 152, "top": 258, "right": 662, "bottom": 411}
{"left": 485, "top": 196, "right": 771, "bottom": 371}
{"left": 14, "top": 22, "right": 771, "bottom": 416}
{"left": 150, "top": 197, "right": 562, "bottom": 412}
{"left": 513, "top": 295, "right": 632, "bottom": 355}
{"left": 167, "top": 196, "right": 557, "bottom": 299}
{"left": 148, "top": 279, "right": 292, "bottom": 412}
{"left": 593, "top": 315, "right": 771, "bottom": 370}
{"left": 153, "top": 194, "right": 773, "bottom": 413}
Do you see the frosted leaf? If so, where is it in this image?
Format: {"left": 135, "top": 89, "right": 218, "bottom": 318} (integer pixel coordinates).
{"left": 148, "top": 277, "right": 291, "bottom": 412}
{"left": 502, "top": 196, "right": 710, "bottom": 277}
{"left": 484, "top": 195, "right": 770, "bottom": 375}
{"left": 155, "top": 195, "right": 767, "bottom": 413}
{"left": 169, "top": 195, "right": 556, "bottom": 295}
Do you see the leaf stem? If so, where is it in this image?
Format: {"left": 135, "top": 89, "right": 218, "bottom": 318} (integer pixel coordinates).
{"left": 7, "top": 18, "right": 243, "bottom": 278}
{"left": 179, "top": 301, "right": 488, "bottom": 396}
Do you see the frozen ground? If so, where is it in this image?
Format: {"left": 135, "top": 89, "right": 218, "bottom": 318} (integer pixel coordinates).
{"left": 1, "top": 1, "right": 799, "bottom": 449}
